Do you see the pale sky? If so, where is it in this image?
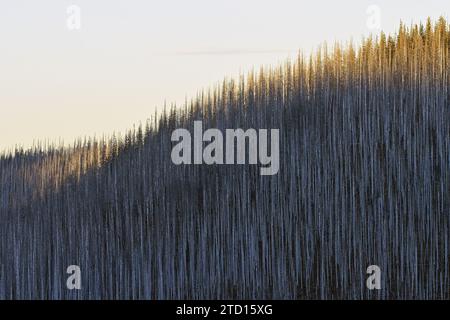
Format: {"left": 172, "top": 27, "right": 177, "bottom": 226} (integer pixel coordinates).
{"left": 0, "top": 0, "right": 448, "bottom": 150}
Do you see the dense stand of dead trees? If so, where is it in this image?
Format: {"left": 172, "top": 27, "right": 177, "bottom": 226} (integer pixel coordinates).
{"left": 0, "top": 18, "right": 449, "bottom": 299}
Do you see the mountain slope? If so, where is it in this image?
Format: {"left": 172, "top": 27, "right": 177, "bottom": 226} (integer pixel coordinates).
{"left": 0, "top": 18, "right": 449, "bottom": 299}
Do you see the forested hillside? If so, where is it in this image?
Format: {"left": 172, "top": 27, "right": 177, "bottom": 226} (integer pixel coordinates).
{"left": 0, "top": 18, "right": 449, "bottom": 299}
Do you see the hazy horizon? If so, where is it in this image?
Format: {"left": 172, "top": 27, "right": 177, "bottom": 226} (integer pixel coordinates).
{"left": 1, "top": 0, "right": 448, "bottom": 150}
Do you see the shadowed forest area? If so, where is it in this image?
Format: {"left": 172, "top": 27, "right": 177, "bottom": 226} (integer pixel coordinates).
{"left": 0, "top": 18, "right": 449, "bottom": 299}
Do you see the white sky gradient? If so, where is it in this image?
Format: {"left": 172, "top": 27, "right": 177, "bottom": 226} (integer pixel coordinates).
{"left": 0, "top": 0, "right": 449, "bottom": 150}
